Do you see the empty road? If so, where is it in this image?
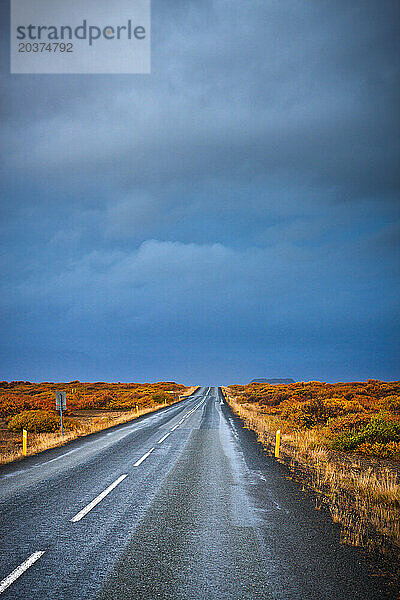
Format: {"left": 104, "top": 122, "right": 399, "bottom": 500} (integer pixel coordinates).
{"left": 0, "top": 387, "right": 392, "bottom": 599}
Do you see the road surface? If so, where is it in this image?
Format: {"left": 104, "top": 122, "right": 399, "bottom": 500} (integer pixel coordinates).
{"left": 0, "top": 387, "right": 393, "bottom": 599}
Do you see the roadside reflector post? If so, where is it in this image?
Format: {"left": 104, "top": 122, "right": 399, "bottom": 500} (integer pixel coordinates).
{"left": 239, "top": 405, "right": 242, "bottom": 416}
{"left": 136, "top": 405, "right": 139, "bottom": 417}
{"left": 275, "top": 429, "right": 281, "bottom": 458}
{"left": 22, "top": 429, "right": 27, "bottom": 455}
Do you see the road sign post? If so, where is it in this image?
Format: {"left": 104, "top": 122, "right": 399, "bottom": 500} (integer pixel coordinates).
{"left": 55, "top": 391, "right": 67, "bottom": 437}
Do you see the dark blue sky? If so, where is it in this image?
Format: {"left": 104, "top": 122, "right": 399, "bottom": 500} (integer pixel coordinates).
{"left": 1, "top": 1, "right": 399, "bottom": 385}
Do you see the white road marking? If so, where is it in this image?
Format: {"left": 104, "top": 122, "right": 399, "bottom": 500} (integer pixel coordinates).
{"left": 43, "top": 449, "right": 78, "bottom": 465}
{"left": 134, "top": 448, "right": 155, "bottom": 467}
{"left": 0, "top": 551, "right": 45, "bottom": 595}
{"left": 2, "top": 449, "right": 79, "bottom": 479}
{"left": 157, "top": 400, "right": 205, "bottom": 442}
{"left": 2, "top": 470, "right": 25, "bottom": 479}
{"left": 70, "top": 474, "right": 128, "bottom": 522}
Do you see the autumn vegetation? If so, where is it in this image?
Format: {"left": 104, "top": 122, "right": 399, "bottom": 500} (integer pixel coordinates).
{"left": 224, "top": 380, "right": 400, "bottom": 584}
{"left": 8, "top": 410, "right": 77, "bottom": 433}
{"left": 227, "top": 379, "right": 400, "bottom": 458}
{"left": 0, "top": 380, "right": 188, "bottom": 417}
{"left": 0, "top": 380, "right": 194, "bottom": 463}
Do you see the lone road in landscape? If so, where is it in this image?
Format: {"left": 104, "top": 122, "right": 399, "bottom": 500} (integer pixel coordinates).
{"left": 0, "top": 387, "right": 392, "bottom": 599}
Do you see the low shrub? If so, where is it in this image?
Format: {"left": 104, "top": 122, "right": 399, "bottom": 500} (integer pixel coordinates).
{"left": 330, "top": 417, "right": 400, "bottom": 454}
{"left": 259, "top": 393, "right": 289, "bottom": 406}
{"left": 282, "top": 397, "right": 353, "bottom": 428}
{"left": 330, "top": 431, "right": 360, "bottom": 452}
{"left": 8, "top": 410, "right": 76, "bottom": 433}
{"left": 357, "top": 441, "right": 400, "bottom": 459}
{"left": 328, "top": 412, "right": 372, "bottom": 433}
{"left": 379, "top": 395, "right": 400, "bottom": 413}
{"left": 152, "top": 392, "right": 170, "bottom": 404}
{"left": 0, "top": 395, "right": 35, "bottom": 417}
{"left": 360, "top": 417, "right": 400, "bottom": 444}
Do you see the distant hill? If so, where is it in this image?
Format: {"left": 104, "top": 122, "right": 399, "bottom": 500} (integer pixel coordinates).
{"left": 250, "top": 378, "right": 295, "bottom": 384}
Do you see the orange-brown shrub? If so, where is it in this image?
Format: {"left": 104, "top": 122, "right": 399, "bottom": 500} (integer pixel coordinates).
{"left": 8, "top": 410, "right": 76, "bottom": 433}
{"left": 281, "top": 397, "right": 361, "bottom": 428}
{"left": 0, "top": 394, "right": 35, "bottom": 417}
{"left": 0, "top": 381, "right": 186, "bottom": 415}
{"left": 228, "top": 380, "right": 400, "bottom": 459}
{"left": 327, "top": 412, "right": 373, "bottom": 432}
{"left": 379, "top": 395, "right": 400, "bottom": 413}
{"left": 356, "top": 441, "right": 400, "bottom": 459}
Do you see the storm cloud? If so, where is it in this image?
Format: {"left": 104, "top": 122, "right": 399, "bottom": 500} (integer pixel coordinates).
{"left": 0, "top": 0, "right": 399, "bottom": 383}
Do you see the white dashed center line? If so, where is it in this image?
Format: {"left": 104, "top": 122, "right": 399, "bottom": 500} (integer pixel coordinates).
{"left": 156, "top": 399, "right": 205, "bottom": 445}
{"left": 70, "top": 474, "right": 128, "bottom": 522}
{"left": 0, "top": 551, "right": 45, "bottom": 595}
{"left": 134, "top": 447, "right": 155, "bottom": 467}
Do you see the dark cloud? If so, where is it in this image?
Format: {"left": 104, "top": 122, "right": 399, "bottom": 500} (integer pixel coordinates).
{"left": 0, "top": 0, "right": 399, "bottom": 383}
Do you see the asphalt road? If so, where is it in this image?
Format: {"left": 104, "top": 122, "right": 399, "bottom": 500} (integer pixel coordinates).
{"left": 0, "top": 387, "right": 393, "bottom": 599}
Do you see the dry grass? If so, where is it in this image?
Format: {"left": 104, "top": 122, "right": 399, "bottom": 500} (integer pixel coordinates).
{"left": 180, "top": 386, "right": 199, "bottom": 398}
{"left": 222, "top": 387, "right": 400, "bottom": 582}
{"left": 0, "top": 386, "right": 199, "bottom": 466}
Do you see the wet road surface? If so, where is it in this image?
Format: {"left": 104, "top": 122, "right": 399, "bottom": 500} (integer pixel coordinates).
{"left": 0, "top": 387, "right": 392, "bottom": 599}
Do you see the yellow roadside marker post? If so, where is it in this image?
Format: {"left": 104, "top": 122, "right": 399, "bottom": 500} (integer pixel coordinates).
{"left": 136, "top": 405, "right": 139, "bottom": 417}
{"left": 22, "top": 429, "right": 27, "bottom": 456}
{"left": 239, "top": 405, "right": 241, "bottom": 416}
{"left": 275, "top": 429, "right": 281, "bottom": 458}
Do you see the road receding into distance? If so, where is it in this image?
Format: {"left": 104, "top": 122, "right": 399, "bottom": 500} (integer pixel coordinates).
{"left": 0, "top": 387, "right": 392, "bottom": 599}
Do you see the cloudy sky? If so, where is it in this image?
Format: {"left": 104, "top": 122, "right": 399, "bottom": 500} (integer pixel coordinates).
{"left": 0, "top": 1, "right": 399, "bottom": 385}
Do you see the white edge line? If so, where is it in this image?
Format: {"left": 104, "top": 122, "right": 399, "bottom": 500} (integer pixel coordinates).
{"left": 70, "top": 474, "right": 128, "bottom": 522}
{"left": 44, "top": 449, "right": 77, "bottom": 465}
{"left": 157, "top": 431, "right": 172, "bottom": 444}
{"left": 133, "top": 447, "right": 154, "bottom": 467}
{"left": 3, "top": 448, "right": 79, "bottom": 478}
{"left": 0, "top": 551, "right": 45, "bottom": 595}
